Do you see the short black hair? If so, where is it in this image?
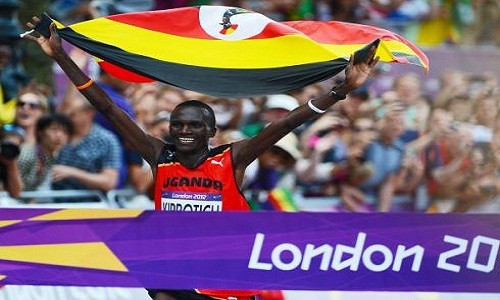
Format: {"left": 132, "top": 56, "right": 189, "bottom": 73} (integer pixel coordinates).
{"left": 36, "top": 113, "right": 74, "bottom": 140}
{"left": 174, "top": 100, "right": 216, "bottom": 129}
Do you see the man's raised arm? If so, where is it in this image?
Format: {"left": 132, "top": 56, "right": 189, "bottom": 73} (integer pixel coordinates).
{"left": 23, "top": 17, "right": 163, "bottom": 166}
{"left": 233, "top": 45, "right": 379, "bottom": 170}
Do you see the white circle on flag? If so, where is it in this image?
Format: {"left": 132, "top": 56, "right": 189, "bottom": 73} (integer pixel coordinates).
{"left": 199, "top": 6, "right": 272, "bottom": 41}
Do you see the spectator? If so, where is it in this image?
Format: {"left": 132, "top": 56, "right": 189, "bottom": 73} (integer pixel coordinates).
{"left": 245, "top": 132, "right": 302, "bottom": 209}
{"left": 364, "top": 0, "right": 430, "bottom": 35}
{"left": 372, "top": 73, "right": 429, "bottom": 143}
{"left": 453, "top": 142, "right": 499, "bottom": 212}
{"left": 426, "top": 123, "right": 474, "bottom": 213}
{"left": 155, "top": 85, "right": 185, "bottom": 116}
{"left": 297, "top": 113, "right": 378, "bottom": 210}
{"left": 433, "top": 69, "right": 469, "bottom": 109}
{"left": 359, "top": 109, "right": 408, "bottom": 211}
{"left": 48, "top": 0, "right": 98, "bottom": 24}
{"left": 203, "top": 97, "right": 244, "bottom": 131}
{"left": 326, "top": 0, "right": 364, "bottom": 23}
{"left": 132, "top": 90, "right": 157, "bottom": 130}
{"left": 242, "top": 94, "right": 299, "bottom": 137}
{"left": 148, "top": 111, "right": 171, "bottom": 142}
{"left": 468, "top": 0, "right": 499, "bottom": 46}
{"left": 0, "top": 124, "right": 25, "bottom": 199}
{"left": 14, "top": 89, "right": 49, "bottom": 145}
{"left": 91, "top": 0, "right": 154, "bottom": 17}
{"left": 297, "top": 112, "right": 350, "bottom": 196}
{"left": 18, "top": 113, "right": 73, "bottom": 191}
{"left": 52, "top": 93, "right": 121, "bottom": 200}
{"left": 469, "top": 94, "right": 498, "bottom": 143}
{"left": 0, "top": 46, "right": 17, "bottom": 126}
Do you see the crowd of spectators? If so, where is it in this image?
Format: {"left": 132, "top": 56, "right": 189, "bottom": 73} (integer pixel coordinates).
{"left": 0, "top": 0, "right": 498, "bottom": 215}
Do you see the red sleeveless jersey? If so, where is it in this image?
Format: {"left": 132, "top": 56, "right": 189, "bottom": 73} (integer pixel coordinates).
{"left": 154, "top": 144, "right": 249, "bottom": 211}
{"left": 154, "top": 144, "right": 257, "bottom": 299}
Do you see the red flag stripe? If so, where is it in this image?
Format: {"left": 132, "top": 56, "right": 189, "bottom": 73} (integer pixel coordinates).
{"left": 107, "top": 7, "right": 301, "bottom": 40}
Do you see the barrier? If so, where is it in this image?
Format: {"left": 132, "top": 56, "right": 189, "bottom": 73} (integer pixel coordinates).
{"left": 0, "top": 209, "right": 498, "bottom": 292}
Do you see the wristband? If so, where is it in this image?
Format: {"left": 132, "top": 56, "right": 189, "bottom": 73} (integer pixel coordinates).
{"left": 75, "top": 79, "right": 94, "bottom": 91}
{"left": 329, "top": 89, "right": 346, "bottom": 101}
{"left": 307, "top": 99, "right": 326, "bottom": 114}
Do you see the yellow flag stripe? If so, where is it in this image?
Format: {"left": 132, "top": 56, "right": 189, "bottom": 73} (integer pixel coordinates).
{"left": 0, "top": 242, "right": 128, "bottom": 272}
{"left": 65, "top": 18, "right": 339, "bottom": 68}
{"left": 322, "top": 39, "right": 425, "bottom": 66}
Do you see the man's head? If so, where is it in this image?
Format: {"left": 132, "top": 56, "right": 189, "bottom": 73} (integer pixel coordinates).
{"left": 62, "top": 94, "right": 95, "bottom": 131}
{"left": 380, "top": 112, "right": 405, "bottom": 142}
{"left": 169, "top": 100, "right": 217, "bottom": 153}
{"left": 36, "top": 113, "right": 73, "bottom": 153}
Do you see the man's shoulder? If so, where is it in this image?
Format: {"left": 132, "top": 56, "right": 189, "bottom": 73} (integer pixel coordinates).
{"left": 208, "top": 144, "right": 231, "bottom": 157}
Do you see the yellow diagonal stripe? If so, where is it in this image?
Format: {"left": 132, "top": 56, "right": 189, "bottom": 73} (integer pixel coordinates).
{"left": 0, "top": 275, "right": 5, "bottom": 281}
{"left": 29, "top": 209, "right": 143, "bottom": 221}
{"left": 0, "top": 242, "right": 127, "bottom": 272}
{"left": 0, "top": 220, "right": 22, "bottom": 228}
{"left": 66, "top": 19, "right": 337, "bottom": 68}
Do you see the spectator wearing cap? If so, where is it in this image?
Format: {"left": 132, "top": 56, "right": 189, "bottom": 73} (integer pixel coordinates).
{"left": 0, "top": 124, "right": 25, "bottom": 199}
{"left": 18, "top": 113, "right": 73, "bottom": 191}
{"left": 242, "top": 94, "right": 299, "bottom": 137}
{"left": 244, "top": 132, "right": 302, "bottom": 209}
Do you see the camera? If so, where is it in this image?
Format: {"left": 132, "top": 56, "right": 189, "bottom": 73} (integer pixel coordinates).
{"left": 0, "top": 140, "right": 20, "bottom": 160}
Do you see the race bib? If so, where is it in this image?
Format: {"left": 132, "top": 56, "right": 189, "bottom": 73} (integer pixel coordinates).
{"left": 161, "top": 191, "right": 222, "bottom": 212}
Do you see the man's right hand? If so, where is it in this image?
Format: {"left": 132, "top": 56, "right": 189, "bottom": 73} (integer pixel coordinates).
{"left": 23, "top": 17, "right": 63, "bottom": 58}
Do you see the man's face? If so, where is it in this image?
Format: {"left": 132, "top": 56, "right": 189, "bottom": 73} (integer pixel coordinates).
{"left": 63, "top": 100, "right": 93, "bottom": 129}
{"left": 39, "top": 123, "right": 70, "bottom": 153}
{"left": 169, "top": 106, "right": 215, "bottom": 153}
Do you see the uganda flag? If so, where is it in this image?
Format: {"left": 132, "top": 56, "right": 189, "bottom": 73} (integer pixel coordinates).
{"left": 36, "top": 6, "right": 429, "bottom": 97}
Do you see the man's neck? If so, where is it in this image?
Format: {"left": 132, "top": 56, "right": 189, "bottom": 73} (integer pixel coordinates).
{"left": 177, "top": 148, "right": 210, "bottom": 169}
{"left": 72, "top": 122, "right": 93, "bottom": 143}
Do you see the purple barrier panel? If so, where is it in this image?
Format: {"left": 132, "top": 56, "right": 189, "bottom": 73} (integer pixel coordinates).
{"left": 0, "top": 209, "right": 498, "bottom": 292}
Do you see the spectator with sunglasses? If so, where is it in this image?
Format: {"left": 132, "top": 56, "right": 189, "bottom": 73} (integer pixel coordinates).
{"left": 14, "top": 89, "right": 49, "bottom": 146}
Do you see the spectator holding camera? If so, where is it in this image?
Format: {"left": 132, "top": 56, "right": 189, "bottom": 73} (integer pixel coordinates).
{"left": 0, "top": 124, "right": 25, "bottom": 199}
